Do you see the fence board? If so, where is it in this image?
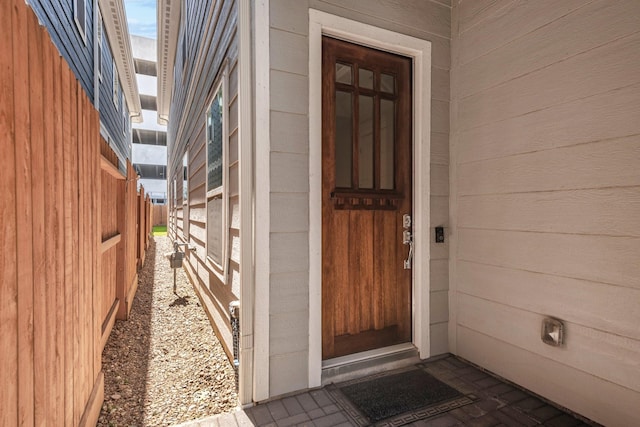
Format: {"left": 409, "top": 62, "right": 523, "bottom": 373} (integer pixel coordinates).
{"left": 92, "top": 109, "right": 102, "bottom": 379}
{"left": 61, "top": 59, "right": 74, "bottom": 427}
{"left": 29, "top": 10, "right": 48, "bottom": 425}
{"left": 116, "top": 174, "right": 127, "bottom": 319}
{"left": 42, "top": 26, "right": 58, "bottom": 427}
{"left": 14, "top": 0, "right": 35, "bottom": 424}
{"left": 70, "top": 75, "right": 80, "bottom": 426}
{"left": 118, "top": 161, "right": 142, "bottom": 319}
{"left": 52, "top": 46, "right": 66, "bottom": 426}
{"left": 0, "top": 0, "right": 18, "bottom": 423}
{"left": 79, "top": 90, "right": 89, "bottom": 413}
{"left": 153, "top": 204, "right": 168, "bottom": 226}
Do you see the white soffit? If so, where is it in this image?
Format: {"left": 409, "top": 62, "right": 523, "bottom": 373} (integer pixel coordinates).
{"left": 157, "top": 0, "right": 180, "bottom": 125}
{"left": 99, "top": 0, "right": 142, "bottom": 122}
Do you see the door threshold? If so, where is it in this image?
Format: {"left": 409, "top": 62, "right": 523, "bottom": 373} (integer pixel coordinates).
{"left": 321, "top": 343, "right": 419, "bottom": 386}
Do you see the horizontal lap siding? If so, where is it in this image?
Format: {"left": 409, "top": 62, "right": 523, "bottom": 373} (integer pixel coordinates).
{"left": 450, "top": 1, "right": 640, "bottom": 425}
{"left": 267, "top": 0, "right": 312, "bottom": 397}
{"left": 167, "top": 0, "right": 239, "bottom": 360}
{"left": 99, "top": 34, "right": 132, "bottom": 166}
{"left": 29, "top": 0, "right": 131, "bottom": 166}
{"left": 28, "top": 0, "right": 94, "bottom": 101}
{"left": 268, "top": 0, "right": 451, "bottom": 396}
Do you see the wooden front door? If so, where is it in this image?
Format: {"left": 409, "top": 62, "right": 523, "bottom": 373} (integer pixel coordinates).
{"left": 322, "top": 36, "right": 413, "bottom": 360}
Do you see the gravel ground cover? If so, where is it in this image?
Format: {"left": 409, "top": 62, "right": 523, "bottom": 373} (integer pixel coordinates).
{"left": 98, "top": 236, "right": 238, "bottom": 426}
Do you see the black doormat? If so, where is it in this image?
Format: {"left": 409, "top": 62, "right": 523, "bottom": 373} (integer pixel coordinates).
{"left": 328, "top": 368, "right": 475, "bottom": 426}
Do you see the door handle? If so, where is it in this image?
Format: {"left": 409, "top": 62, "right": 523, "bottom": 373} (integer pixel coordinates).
{"left": 402, "top": 214, "right": 413, "bottom": 269}
{"left": 403, "top": 237, "right": 414, "bottom": 270}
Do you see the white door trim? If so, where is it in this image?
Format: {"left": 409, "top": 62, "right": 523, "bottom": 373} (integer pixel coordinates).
{"left": 308, "top": 9, "right": 432, "bottom": 388}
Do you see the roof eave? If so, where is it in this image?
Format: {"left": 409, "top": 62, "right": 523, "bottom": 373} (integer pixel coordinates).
{"left": 99, "top": 0, "right": 142, "bottom": 121}
{"left": 157, "top": 0, "right": 181, "bottom": 126}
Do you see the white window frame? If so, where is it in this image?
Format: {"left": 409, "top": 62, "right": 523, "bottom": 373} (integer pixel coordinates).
{"left": 205, "top": 70, "right": 228, "bottom": 282}
{"left": 180, "top": 0, "right": 188, "bottom": 80}
{"left": 173, "top": 177, "right": 177, "bottom": 234}
{"left": 97, "top": 8, "right": 103, "bottom": 81}
{"left": 183, "top": 152, "right": 189, "bottom": 205}
{"left": 183, "top": 152, "right": 189, "bottom": 239}
{"left": 122, "top": 92, "right": 127, "bottom": 135}
{"left": 113, "top": 60, "right": 119, "bottom": 110}
{"left": 74, "top": 0, "right": 87, "bottom": 44}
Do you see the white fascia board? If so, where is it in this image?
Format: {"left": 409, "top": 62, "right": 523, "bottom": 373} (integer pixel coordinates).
{"left": 157, "top": 0, "right": 181, "bottom": 125}
{"left": 99, "top": 0, "right": 142, "bottom": 122}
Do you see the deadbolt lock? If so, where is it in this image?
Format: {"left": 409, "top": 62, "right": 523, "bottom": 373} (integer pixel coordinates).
{"left": 403, "top": 214, "right": 411, "bottom": 229}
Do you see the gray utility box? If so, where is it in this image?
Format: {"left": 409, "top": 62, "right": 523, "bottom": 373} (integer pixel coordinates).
{"left": 169, "top": 251, "right": 185, "bottom": 268}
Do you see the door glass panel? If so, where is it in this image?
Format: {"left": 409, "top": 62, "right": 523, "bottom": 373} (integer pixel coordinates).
{"left": 381, "top": 73, "right": 395, "bottom": 94}
{"left": 358, "top": 95, "right": 374, "bottom": 189}
{"left": 380, "top": 99, "right": 395, "bottom": 190}
{"left": 359, "top": 68, "right": 373, "bottom": 90}
{"left": 336, "top": 63, "right": 352, "bottom": 85}
{"left": 335, "top": 90, "right": 353, "bottom": 187}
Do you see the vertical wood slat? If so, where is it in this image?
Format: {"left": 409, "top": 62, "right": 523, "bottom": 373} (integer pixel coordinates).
{"left": 29, "top": 8, "right": 47, "bottom": 425}
{"left": 0, "top": 0, "right": 18, "bottom": 423}
{"left": 152, "top": 204, "right": 168, "bottom": 226}
{"left": 70, "top": 72, "right": 80, "bottom": 427}
{"left": 92, "top": 106, "right": 101, "bottom": 380}
{"left": 14, "top": 0, "right": 35, "bottom": 424}
{"left": 52, "top": 45, "right": 66, "bottom": 426}
{"left": 62, "top": 58, "right": 74, "bottom": 427}
{"left": 126, "top": 162, "right": 136, "bottom": 316}
{"left": 115, "top": 171, "right": 126, "bottom": 319}
{"left": 42, "top": 26, "right": 57, "bottom": 427}
{"left": 120, "top": 161, "right": 140, "bottom": 320}
{"left": 78, "top": 84, "right": 88, "bottom": 417}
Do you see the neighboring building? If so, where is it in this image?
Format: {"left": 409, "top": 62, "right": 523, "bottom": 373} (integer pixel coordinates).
{"left": 27, "top": 0, "right": 141, "bottom": 168}
{"left": 158, "top": 1, "right": 640, "bottom": 425}
{"left": 131, "top": 35, "right": 168, "bottom": 205}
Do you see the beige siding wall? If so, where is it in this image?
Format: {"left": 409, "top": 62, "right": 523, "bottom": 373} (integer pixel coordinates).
{"left": 167, "top": 0, "right": 239, "bottom": 360}
{"left": 450, "top": 1, "right": 640, "bottom": 425}
{"left": 268, "top": 0, "right": 451, "bottom": 397}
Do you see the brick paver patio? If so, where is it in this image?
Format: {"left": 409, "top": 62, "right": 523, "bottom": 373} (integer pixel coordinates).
{"left": 174, "top": 355, "right": 598, "bottom": 427}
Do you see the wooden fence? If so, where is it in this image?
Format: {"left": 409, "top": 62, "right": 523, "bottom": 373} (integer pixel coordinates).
{"left": 100, "top": 143, "right": 148, "bottom": 326}
{"left": 0, "top": 1, "right": 153, "bottom": 425}
{"left": 137, "top": 187, "right": 152, "bottom": 268}
{"left": 152, "top": 204, "right": 168, "bottom": 226}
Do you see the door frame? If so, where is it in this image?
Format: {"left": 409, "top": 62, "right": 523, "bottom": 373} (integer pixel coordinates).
{"left": 308, "top": 9, "right": 432, "bottom": 388}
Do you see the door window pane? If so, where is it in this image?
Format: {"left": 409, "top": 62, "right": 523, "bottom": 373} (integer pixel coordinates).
{"left": 381, "top": 73, "right": 395, "bottom": 94}
{"left": 335, "top": 91, "right": 353, "bottom": 187}
{"left": 359, "top": 68, "right": 373, "bottom": 90}
{"left": 336, "top": 63, "right": 352, "bottom": 85}
{"left": 358, "top": 95, "right": 374, "bottom": 189}
{"left": 380, "top": 99, "right": 395, "bottom": 190}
